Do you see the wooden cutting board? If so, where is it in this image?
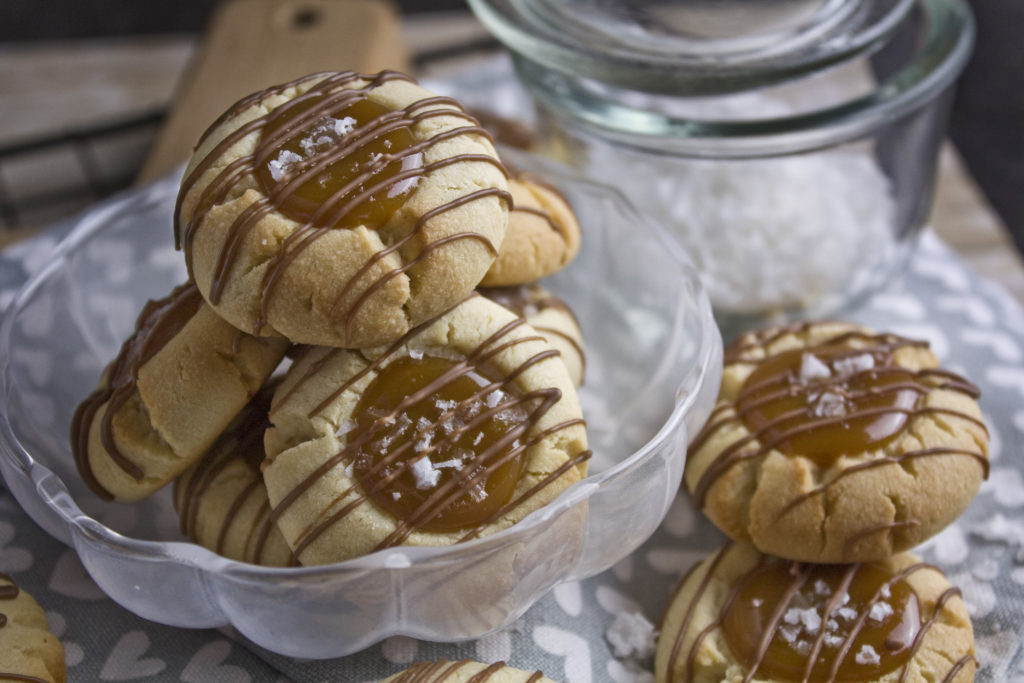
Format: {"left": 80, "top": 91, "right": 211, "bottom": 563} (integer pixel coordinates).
{"left": 136, "top": 0, "right": 410, "bottom": 182}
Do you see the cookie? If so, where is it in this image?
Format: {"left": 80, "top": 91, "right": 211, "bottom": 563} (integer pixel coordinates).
{"left": 71, "top": 282, "right": 289, "bottom": 502}
{"left": 480, "top": 283, "right": 585, "bottom": 387}
{"left": 655, "top": 542, "right": 976, "bottom": 683}
{"left": 383, "top": 659, "right": 558, "bottom": 682}
{"left": 174, "top": 382, "right": 294, "bottom": 566}
{"left": 480, "top": 174, "right": 581, "bottom": 287}
{"left": 261, "top": 294, "right": 590, "bottom": 565}
{"left": 0, "top": 573, "right": 66, "bottom": 683}
{"left": 685, "top": 321, "right": 989, "bottom": 563}
{"left": 176, "top": 70, "right": 511, "bottom": 348}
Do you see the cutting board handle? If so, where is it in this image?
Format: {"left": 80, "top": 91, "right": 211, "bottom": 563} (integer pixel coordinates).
{"left": 137, "top": 0, "right": 409, "bottom": 182}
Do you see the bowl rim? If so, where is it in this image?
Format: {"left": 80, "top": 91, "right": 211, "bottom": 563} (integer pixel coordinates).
{"left": 0, "top": 148, "right": 720, "bottom": 583}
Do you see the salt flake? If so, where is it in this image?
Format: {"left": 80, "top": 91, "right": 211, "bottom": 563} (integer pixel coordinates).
{"left": 800, "top": 353, "right": 831, "bottom": 381}
{"left": 409, "top": 457, "right": 440, "bottom": 490}
{"left": 867, "top": 601, "right": 894, "bottom": 624}
{"left": 855, "top": 644, "right": 881, "bottom": 666}
{"left": 833, "top": 353, "right": 876, "bottom": 377}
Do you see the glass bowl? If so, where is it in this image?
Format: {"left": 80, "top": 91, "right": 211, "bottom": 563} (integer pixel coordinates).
{"left": 0, "top": 147, "right": 721, "bottom": 659}
{"left": 469, "top": 0, "right": 974, "bottom": 333}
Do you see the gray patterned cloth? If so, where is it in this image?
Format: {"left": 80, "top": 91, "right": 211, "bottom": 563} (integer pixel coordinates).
{"left": 2, "top": 206, "right": 1024, "bottom": 681}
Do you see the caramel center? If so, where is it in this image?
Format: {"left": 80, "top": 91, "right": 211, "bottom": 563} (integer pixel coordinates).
{"left": 350, "top": 354, "right": 529, "bottom": 532}
{"left": 722, "top": 560, "right": 920, "bottom": 681}
{"left": 254, "top": 93, "right": 421, "bottom": 229}
{"left": 737, "top": 345, "right": 920, "bottom": 464}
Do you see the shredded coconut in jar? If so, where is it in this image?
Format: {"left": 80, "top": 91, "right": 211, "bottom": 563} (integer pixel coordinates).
{"left": 580, "top": 93, "right": 896, "bottom": 314}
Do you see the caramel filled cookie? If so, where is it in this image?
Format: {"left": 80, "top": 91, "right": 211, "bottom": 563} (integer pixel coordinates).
{"left": 383, "top": 659, "right": 558, "bottom": 682}
{"left": 176, "top": 70, "right": 510, "bottom": 348}
{"left": 480, "top": 283, "right": 585, "bottom": 387}
{"left": 262, "top": 295, "right": 590, "bottom": 565}
{"left": 174, "top": 382, "right": 294, "bottom": 566}
{"left": 655, "top": 542, "right": 976, "bottom": 683}
{"left": 0, "top": 573, "right": 66, "bottom": 683}
{"left": 480, "top": 174, "right": 581, "bottom": 287}
{"left": 71, "top": 282, "right": 289, "bottom": 502}
{"left": 685, "top": 322, "right": 989, "bottom": 563}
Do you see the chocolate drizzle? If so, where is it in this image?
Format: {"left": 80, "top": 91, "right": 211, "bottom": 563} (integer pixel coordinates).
{"left": 175, "top": 70, "right": 513, "bottom": 341}
{"left": 479, "top": 284, "right": 586, "bottom": 379}
{"left": 268, "top": 295, "right": 590, "bottom": 559}
{"left": 661, "top": 546, "right": 973, "bottom": 683}
{"left": 174, "top": 382, "right": 298, "bottom": 566}
{"left": 70, "top": 282, "right": 204, "bottom": 500}
{"left": 0, "top": 573, "right": 51, "bottom": 683}
{"left": 389, "top": 659, "right": 546, "bottom": 682}
{"left": 688, "top": 327, "right": 989, "bottom": 511}
{"left": 511, "top": 171, "right": 575, "bottom": 243}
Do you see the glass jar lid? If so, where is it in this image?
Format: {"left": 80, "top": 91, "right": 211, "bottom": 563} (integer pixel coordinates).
{"left": 469, "top": 0, "right": 974, "bottom": 157}
{"left": 470, "top": 0, "right": 916, "bottom": 94}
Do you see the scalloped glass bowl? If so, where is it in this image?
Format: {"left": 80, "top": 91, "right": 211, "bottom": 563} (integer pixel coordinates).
{"left": 0, "top": 148, "right": 721, "bottom": 658}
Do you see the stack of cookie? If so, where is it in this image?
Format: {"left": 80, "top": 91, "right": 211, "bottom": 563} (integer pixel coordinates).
{"left": 70, "top": 70, "right": 590, "bottom": 568}
{"left": 657, "top": 321, "right": 989, "bottom": 682}
{"left": 0, "top": 573, "right": 66, "bottom": 683}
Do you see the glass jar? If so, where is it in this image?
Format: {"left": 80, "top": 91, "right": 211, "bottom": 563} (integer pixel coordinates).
{"left": 468, "top": 0, "right": 974, "bottom": 331}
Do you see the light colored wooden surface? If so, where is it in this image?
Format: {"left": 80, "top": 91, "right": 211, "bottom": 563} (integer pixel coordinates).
{"left": 0, "top": 8, "right": 1021, "bottom": 303}
{"left": 137, "top": 0, "right": 410, "bottom": 182}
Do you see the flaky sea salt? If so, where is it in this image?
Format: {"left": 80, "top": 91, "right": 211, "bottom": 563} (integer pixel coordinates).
{"left": 268, "top": 149, "right": 303, "bottom": 181}
{"left": 409, "top": 457, "right": 440, "bottom": 490}
{"left": 335, "top": 419, "right": 357, "bottom": 437}
{"left": 835, "top": 606, "right": 858, "bottom": 622}
{"left": 800, "top": 353, "right": 831, "bottom": 381}
{"left": 605, "top": 610, "right": 657, "bottom": 659}
{"left": 867, "top": 601, "right": 894, "bottom": 624}
{"left": 855, "top": 644, "right": 881, "bottom": 666}
{"left": 432, "top": 458, "right": 464, "bottom": 470}
{"left": 812, "top": 390, "right": 847, "bottom": 418}
{"left": 408, "top": 348, "right": 424, "bottom": 360}
{"left": 784, "top": 607, "right": 822, "bottom": 635}
{"left": 833, "top": 353, "right": 876, "bottom": 377}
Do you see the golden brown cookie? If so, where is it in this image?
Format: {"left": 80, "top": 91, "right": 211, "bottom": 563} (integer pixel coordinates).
{"left": 262, "top": 294, "right": 590, "bottom": 565}
{"left": 479, "top": 283, "right": 585, "bottom": 387}
{"left": 655, "top": 542, "right": 976, "bottom": 683}
{"left": 480, "top": 174, "right": 581, "bottom": 287}
{"left": 685, "top": 321, "right": 989, "bottom": 563}
{"left": 176, "top": 70, "right": 511, "bottom": 348}
{"left": 174, "top": 382, "right": 294, "bottom": 566}
{"left": 71, "top": 282, "right": 289, "bottom": 502}
{"left": 0, "top": 573, "right": 66, "bottom": 683}
{"left": 382, "top": 659, "right": 559, "bottom": 682}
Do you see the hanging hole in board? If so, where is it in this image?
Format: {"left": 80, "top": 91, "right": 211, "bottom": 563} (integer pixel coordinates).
{"left": 293, "top": 6, "right": 322, "bottom": 29}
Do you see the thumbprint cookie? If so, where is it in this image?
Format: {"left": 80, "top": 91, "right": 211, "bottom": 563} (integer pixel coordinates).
{"left": 0, "top": 573, "right": 66, "bottom": 683}
{"left": 176, "top": 70, "right": 510, "bottom": 348}
{"left": 71, "top": 282, "right": 289, "bottom": 502}
{"left": 655, "top": 542, "right": 976, "bottom": 683}
{"left": 685, "top": 321, "right": 989, "bottom": 563}
{"left": 480, "top": 283, "right": 585, "bottom": 387}
{"left": 174, "top": 382, "right": 294, "bottom": 566}
{"left": 480, "top": 173, "right": 581, "bottom": 287}
{"left": 383, "top": 659, "right": 559, "bottom": 682}
{"left": 261, "top": 295, "right": 590, "bottom": 565}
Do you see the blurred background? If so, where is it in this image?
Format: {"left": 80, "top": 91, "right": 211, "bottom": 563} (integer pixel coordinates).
{"left": 1, "top": 0, "right": 1020, "bottom": 277}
